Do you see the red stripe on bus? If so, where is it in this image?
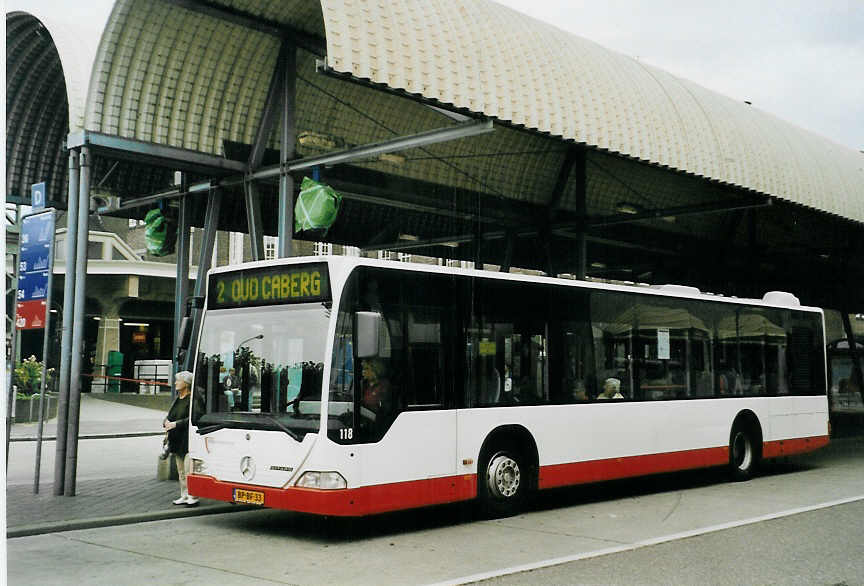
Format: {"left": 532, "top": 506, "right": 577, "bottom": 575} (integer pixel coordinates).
{"left": 539, "top": 446, "right": 730, "bottom": 490}
{"left": 187, "top": 473, "right": 477, "bottom": 517}
{"left": 539, "top": 435, "right": 830, "bottom": 490}
{"left": 188, "top": 435, "right": 829, "bottom": 516}
{"left": 762, "top": 435, "right": 829, "bottom": 459}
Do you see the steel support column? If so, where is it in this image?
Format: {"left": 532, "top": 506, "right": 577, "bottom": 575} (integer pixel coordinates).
{"left": 571, "top": 148, "right": 587, "bottom": 279}
{"left": 473, "top": 217, "right": 484, "bottom": 271}
{"left": 249, "top": 43, "right": 287, "bottom": 170}
{"left": 184, "top": 189, "right": 223, "bottom": 371}
{"left": 6, "top": 206, "right": 22, "bottom": 468}
{"left": 64, "top": 146, "right": 91, "bottom": 496}
{"left": 539, "top": 230, "right": 555, "bottom": 277}
{"left": 746, "top": 210, "right": 759, "bottom": 295}
{"left": 6, "top": 321, "right": 18, "bottom": 467}
{"left": 245, "top": 182, "right": 265, "bottom": 260}
{"left": 173, "top": 192, "right": 192, "bottom": 390}
{"left": 841, "top": 310, "right": 864, "bottom": 404}
{"left": 840, "top": 232, "right": 864, "bottom": 407}
{"left": 500, "top": 229, "right": 516, "bottom": 273}
{"left": 278, "top": 43, "right": 297, "bottom": 258}
{"left": 246, "top": 41, "right": 288, "bottom": 261}
{"left": 54, "top": 149, "right": 79, "bottom": 494}
{"left": 540, "top": 146, "right": 581, "bottom": 278}
{"left": 33, "top": 224, "right": 55, "bottom": 494}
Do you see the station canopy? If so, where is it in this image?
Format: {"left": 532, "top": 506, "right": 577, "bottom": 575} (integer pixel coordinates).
{"left": 6, "top": 0, "right": 864, "bottom": 306}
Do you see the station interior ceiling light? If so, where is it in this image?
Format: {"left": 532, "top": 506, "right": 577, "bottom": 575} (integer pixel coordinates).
{"left": 615, "top": 202, "right": 643, "bottom": 215}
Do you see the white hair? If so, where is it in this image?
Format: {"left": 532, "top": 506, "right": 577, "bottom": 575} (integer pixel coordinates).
{"left": 604, "top": 377, "right": 621, "bottom": 391}
{"left": 175, "top": 370, "right": 193, "bottom": 386}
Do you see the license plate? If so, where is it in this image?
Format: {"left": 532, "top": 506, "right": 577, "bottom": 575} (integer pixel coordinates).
{"left": 233, "top": 488, "right": 265, "bottom": 505}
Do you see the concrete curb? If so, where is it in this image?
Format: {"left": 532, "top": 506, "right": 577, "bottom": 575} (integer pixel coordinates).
{"left": 7, "top": 503, "right": 258, "bottom": 538}
{"left": 10, "top": 431, "right": 164, "bottom": 442}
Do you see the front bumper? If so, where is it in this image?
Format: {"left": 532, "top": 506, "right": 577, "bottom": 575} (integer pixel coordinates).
{"left": 187, "top": 473, "right": 476, "bottom": 517}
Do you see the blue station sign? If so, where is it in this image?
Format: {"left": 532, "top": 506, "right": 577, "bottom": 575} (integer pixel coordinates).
{"left": 15, "top": 210, "right": 56, "bottom": 330}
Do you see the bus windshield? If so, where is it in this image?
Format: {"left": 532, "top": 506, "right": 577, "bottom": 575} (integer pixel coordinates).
{"left": 193, "top": 304, "right": 329, "bottom": 438}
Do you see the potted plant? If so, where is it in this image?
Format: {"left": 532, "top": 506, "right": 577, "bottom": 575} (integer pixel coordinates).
{"left": 12, "top": 355, "right": 57, "bottom": 423}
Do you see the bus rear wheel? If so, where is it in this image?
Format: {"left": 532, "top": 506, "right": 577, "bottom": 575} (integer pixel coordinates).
{"left": 479, "top": 447, "right": 527, "bottom": 517}
{"left": 729, "top": 425, "right": 759, "bottom": 481}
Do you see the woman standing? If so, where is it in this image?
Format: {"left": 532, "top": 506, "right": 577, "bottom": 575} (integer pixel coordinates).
{"left": 164, "top": 370, "right": 203, "bottom": 505}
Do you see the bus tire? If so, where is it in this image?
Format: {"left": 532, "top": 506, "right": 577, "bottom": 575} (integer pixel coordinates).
{"left": 729, "top": 422, "right": 760, "bottom": 481}
{"left": 478, "top": 445, "right": 527, "bottom": 518}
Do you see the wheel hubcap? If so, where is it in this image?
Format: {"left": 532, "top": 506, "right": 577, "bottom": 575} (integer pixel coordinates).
{"left": 487, "top": 454, "right": 520, "bottom": 498}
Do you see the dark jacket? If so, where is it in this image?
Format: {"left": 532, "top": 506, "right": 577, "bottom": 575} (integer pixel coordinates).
{"left": 166, "top": 393, "right": 204, "bottom": 456}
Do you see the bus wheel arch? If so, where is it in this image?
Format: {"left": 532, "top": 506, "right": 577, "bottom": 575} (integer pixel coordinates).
{"left": 477, "top": 425, "right": 538, "bottom": 517}
{"left": 729, "top": 410, "right": 763, "bottom": 481}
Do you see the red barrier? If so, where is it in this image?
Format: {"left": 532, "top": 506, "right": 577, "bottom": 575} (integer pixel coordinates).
{"left": 81, "top": 373, "right": 171, "bottom": 386}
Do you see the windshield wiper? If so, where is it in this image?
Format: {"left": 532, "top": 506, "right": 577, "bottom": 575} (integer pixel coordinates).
{"left": 236, "top": 333, "right": 264, "bottom": 348}
{"left": 262, "top": 415, "right": 300, "bottom": 441}
{"left": 197, "top": 423, "right": 227, "bottom": 435}
{"left": 195, "top": 413, "right": 302, "bottom": 440}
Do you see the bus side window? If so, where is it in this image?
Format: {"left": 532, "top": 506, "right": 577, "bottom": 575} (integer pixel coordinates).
{"left": 589, "top": 291, "right": 639, "bottom": 401}
{"left": 402, "top": 275, "right": 449, "bottom": 408}
{"left": 466, "top": 280, "right": 549, "bottom": 407}
{"left": 563, "top": 331, "right": 591, "bottom": 402}
{"left": 548, "top": 326, "right": 588, "bottom": 403}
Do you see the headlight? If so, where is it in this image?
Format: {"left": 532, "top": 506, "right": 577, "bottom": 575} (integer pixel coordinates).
{"left": 191, "top": 458, "right": 207, "bottom": 474}
{"left": 296, "top": 471, "right": 347, "bottom": 489}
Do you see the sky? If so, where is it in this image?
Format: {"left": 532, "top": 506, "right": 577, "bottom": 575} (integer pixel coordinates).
{"left": 494, "top": 0, "right": 864, "bottom": 152}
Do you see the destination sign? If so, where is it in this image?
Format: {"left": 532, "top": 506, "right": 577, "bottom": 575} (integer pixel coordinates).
{"left": 208, "top": 263, "right": 331, "bottom": 310}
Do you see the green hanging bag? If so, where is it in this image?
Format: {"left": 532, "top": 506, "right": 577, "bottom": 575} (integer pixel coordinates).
{"left": 144, "top": 208, "right": 177, "bottom": 256}
{"left": 294, "top": 177, "right": 342, "bottom": 235}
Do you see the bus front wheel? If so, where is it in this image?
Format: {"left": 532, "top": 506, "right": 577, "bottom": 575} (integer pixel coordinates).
{"left": 729, "top": 424, "right": 759, "bottom": 481}
{"left": 478, "top": 447, "right": 527, "bottom": 517}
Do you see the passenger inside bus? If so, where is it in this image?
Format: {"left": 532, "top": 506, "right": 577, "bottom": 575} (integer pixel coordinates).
{"left": 361, "top": 358, "right": 393, "bottom": 417}
{"left": 570, "top": 380, "right": 589, "bottom": 402}
{"left": 717, "top": 364, "right": 742, "bottom": 396}
{"left": 598, "top": 377, "right": 624, "bottom": 400}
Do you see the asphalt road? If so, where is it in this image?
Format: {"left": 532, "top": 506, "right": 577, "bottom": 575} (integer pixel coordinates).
{"left": 7, "top": 443, "right": 864, "bottom": 585}
{"left": 481, "top": 499, "right": 864, "bottom": 585}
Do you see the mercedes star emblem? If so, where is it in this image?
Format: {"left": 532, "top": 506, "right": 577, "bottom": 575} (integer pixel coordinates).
{"left": 240, "top": 456, "right": 256, "bottom": 481}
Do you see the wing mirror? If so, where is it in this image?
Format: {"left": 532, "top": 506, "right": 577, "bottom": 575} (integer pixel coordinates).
{"left": 355, "top": 311, "right": 382, "bottom": 358}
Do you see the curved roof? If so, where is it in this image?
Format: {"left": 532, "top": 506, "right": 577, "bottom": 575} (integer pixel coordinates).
{"left": 6, "top": 0, "right": 112, "bottom": 204}
{"left": 6, "top": 12, "right": 70, "bottom": 205}
{"left": 318, "top": 0, "right": 864, "bottom": 222}
{"left": 6, "top": 2, "right": 109, "bottom": 132}
{"left": 5, "top": 0, "right": 864, "bottom": 225}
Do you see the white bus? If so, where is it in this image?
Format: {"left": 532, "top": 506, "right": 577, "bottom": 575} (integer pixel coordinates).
{"left": 187, "top": 256, "right": 829, "bottom": 517}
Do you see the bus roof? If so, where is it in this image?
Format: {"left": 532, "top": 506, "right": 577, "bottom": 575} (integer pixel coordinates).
{"left": 207, "top": 255, "right": 822, "bottom": 314}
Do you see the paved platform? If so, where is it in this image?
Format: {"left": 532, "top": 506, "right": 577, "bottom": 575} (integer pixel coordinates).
{"left": 6, "top": 394, "right": 247, "bottom": 538}
{"left": 6, "top": 476, "right": 244, "bottom": 537}
{"left": 10, "top": 393, "right": 166, "bottom": 440}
